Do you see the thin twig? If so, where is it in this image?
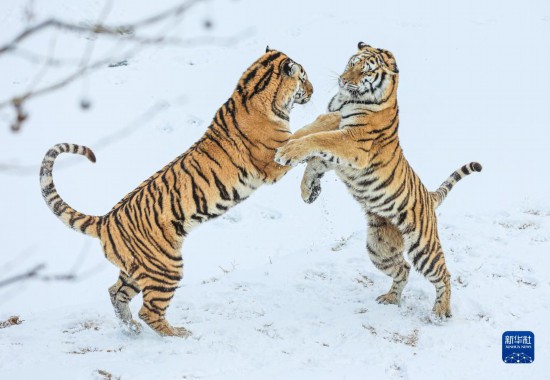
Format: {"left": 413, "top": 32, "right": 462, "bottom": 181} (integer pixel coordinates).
{"left": 0, "top": 263, "right": 46, "bottom": 287}
{"left": 24, "top": 31, "right": 58, "bottom": 98}
{"left": 0, "top": 242, "right": 104, "bottom": 288}
{"left": 0, "top": 0, "right": 206, "bottom": 132}
{"left": 8, "top": 28, "right": 253, "bottom": 69}
{"left": 0, "top": 0, "right": 255, "bottom": 132}
{"left": 3, "top": 55, "right": 116, "bottom": 132}
{"left": 0, "top": 0, "right": 204, "bottom": 55}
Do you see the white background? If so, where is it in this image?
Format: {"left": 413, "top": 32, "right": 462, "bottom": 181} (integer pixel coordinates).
{"left": 0, "top": 0, "right": 549, "bottom": 379}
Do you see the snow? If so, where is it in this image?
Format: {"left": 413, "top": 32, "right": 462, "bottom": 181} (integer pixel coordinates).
{"left": 1, "top": 0, "right": 549, "bottom": 379}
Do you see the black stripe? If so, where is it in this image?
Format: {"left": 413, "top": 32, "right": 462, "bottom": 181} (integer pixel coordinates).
{"left": 342, "top": 111, "right": 370, "bottom": 119}
{"left": 259, "top": 51, "right": 283, "bottom": 67}
{"left": 79, "top": 216, "right": 96, "bottom": 233}
{"left": 397, "top": 211, "right": 407, "bottom": 226}
{"left": 241, "top": 66, "right": 259, "bottom": 86}
{"left": 197, "top": 147, "right": 221, "bottom": 168}
{"left": 211, "top": 169, "right": 231, "bottom": 201}
{"left": 189, "top": 158, "right": 210, "bottom": 185}
{"left": 251, "top": 66, "right": 274, "bottom": 97}
{"left": 372, "top": 154, "right": 403, "bottom": 191}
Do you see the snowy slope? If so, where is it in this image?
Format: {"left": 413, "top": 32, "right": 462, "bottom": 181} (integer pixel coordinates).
{"left": 1, "top": 0, "right": 550, "bottom": 379}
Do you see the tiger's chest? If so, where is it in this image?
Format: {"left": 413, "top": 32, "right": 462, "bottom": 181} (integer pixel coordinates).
{"left": 333, "top": 111, "right": 382, "bottom": 209}
{"left": 334, "top": 165, "right": 400, "bottom": 220}
{"left": 335, "top": 166, "right": 375, "bottom": 203}
{"left": 334, "top": 112, "right": 370, "bottom": 196}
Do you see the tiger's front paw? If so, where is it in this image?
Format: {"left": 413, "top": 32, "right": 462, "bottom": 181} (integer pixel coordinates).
{"left": 274, "top": 140, "right": 313, "bottom": 167}
{"left": 301, "top": 176, "right": 322, "bottom": 204}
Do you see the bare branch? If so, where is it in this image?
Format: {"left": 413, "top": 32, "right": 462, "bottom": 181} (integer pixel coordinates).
{"left": 0, "top": 0, "right": 205, "bottom": 56}
{"left": 0, "top": 0, "right": 209, "bottom": 132}
{"left": 10, "top": 48, "right": 90, "bottom": 67}
{"left": 3, "top": 55, "right": 116, "bottom": 132}
{"left": 124, "top": 0, "right": 203, "bottom": 30}
{"left": 0, "top": 243, "right": 106, "bottom": 289}
{"left": 0, "top": 262, "right": 87, "bottom": 287}
{"left": 8, "top": 26, "right": 254, "bottom": 69}
{"left": 0, "top": 263, "right": 46, "bottom": 287}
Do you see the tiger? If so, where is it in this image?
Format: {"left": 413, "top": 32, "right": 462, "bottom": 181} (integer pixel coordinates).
{"left": 40, "top": 47, "right": 316, "bottom": 337}
{"left": 274, "top": 42, "right": 482, "bottom": 318}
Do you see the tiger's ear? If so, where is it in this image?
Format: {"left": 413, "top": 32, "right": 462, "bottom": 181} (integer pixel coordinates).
{"left": 378, "top": 48, "right": 399, "bottom": 74}
{"left": 358, "top": 41, "right": 371, "bottom": 50}
{"left": 283, "top": 59, "right": 298, "bottom": 76}
{"left": 266, "top": 45, "right": 271, "bottom": 53}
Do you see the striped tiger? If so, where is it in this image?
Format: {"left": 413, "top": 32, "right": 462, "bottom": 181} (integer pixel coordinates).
{"left": 275, "top": 42, "right": 482, "bottom": 318}
{"left": 40, "top": 48, "right": 313, "bottom": 337}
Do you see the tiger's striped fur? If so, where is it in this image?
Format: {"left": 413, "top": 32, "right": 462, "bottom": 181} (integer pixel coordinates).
{"left": 275, "top": 43, "right": 482, "bottom": 318}
{"left": 40, "top": 49, "right": 313, "bottom": 337}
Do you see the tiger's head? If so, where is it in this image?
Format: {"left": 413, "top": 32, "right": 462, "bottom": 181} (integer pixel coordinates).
{"left": 236, "top": 48, "right": 313, "bottom": 121}
{"left": 335, "top": 42, "right": 399, "bottom": 105}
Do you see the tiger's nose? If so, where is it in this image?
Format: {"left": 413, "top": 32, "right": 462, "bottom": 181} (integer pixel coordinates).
{"left": 306, "top": 80, "right": 314, "bottom": 95}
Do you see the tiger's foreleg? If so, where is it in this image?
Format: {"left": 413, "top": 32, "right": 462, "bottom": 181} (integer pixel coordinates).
{"left": 300, "top": 158, "right": 334, "bottom": 203}
{"left": 366, "top": 213, "right": 409, "bottom": 305}
{"left": 291, "top": 113, "right": 341, "bottom": 203}
{"left": 108, "top": 272, "right": 143, "bottom": 334}
{"left": 289, "top": 112, "right": 341, "bottom": 140}
{"left": 275, "top": 129, "right": 370, "bottom": 169}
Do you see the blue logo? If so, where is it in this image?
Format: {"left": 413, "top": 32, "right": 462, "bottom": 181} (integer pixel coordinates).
{"left": 502, "top": 331, "right": 534, "bottom": 363}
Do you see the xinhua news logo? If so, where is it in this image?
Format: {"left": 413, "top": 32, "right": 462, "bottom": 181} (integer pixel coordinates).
{"left": 502, "top": 331, "right": 534, "bottom": 364}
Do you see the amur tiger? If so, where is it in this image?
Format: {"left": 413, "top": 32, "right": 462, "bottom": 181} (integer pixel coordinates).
{"left": 275, "top": 42, "right": 482, "bottom": 318}
{"left": 40, "top": 48, "right": 315, "bottom": 337}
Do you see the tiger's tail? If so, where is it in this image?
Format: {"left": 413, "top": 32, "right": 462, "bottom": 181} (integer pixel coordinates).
{"left": 40, "top": 143, "right": 101, "bottom": 238}
{"left": 430, "top": 162, "right": 482, "bottom": 208}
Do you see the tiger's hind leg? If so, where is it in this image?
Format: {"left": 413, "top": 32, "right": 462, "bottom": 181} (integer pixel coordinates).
{"left": 136, "top": 270, "right": 190, "bottom": 338}
{"left": 405, "top": 224, "right": 452, "bottom": 318}
{"left": 430, "top": 263, "right": 452, "bottom": 319}
{"left": 366, "top": 213, "right": 409, "bottom": 305}
{"left": 108, "top": 272, "right": 142, "bottom": 334}
{"left": 424, "top": 244, "right": 451, "bottom": 318}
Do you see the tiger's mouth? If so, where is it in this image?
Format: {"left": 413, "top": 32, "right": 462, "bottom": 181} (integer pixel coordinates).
{"left": 339, "top": 81, "right": 368, "bottom": 99}
{"left": 344, "top": 88, "right": 359, "bottom": 98}
{"left": 285, "top": 94, "right": 309, "bottom": 113}
{"left": 294, "top": 86, "right": 312, "bottom": 105}
{"left": 294, "top": 94, "right": 311, "bottom": 104}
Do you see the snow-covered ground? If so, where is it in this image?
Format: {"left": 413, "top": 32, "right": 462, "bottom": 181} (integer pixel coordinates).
{"left": 1, "top": 0, "right": 549, "bottom": 379}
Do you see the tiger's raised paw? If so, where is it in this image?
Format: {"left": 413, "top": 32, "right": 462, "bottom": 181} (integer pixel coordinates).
{"left": 301, "top": 177, "right": 322, "bottom": 204}
{"left": 274, "top": 139, "right": 314, "bottom": 167}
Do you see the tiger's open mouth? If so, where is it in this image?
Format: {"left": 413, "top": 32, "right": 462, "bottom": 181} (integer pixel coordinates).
{"left": 285, "top": 93, "right": 310, "bottom": 112}
{"left": 293, "top": 86, "right": 311, "bottom": 104}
